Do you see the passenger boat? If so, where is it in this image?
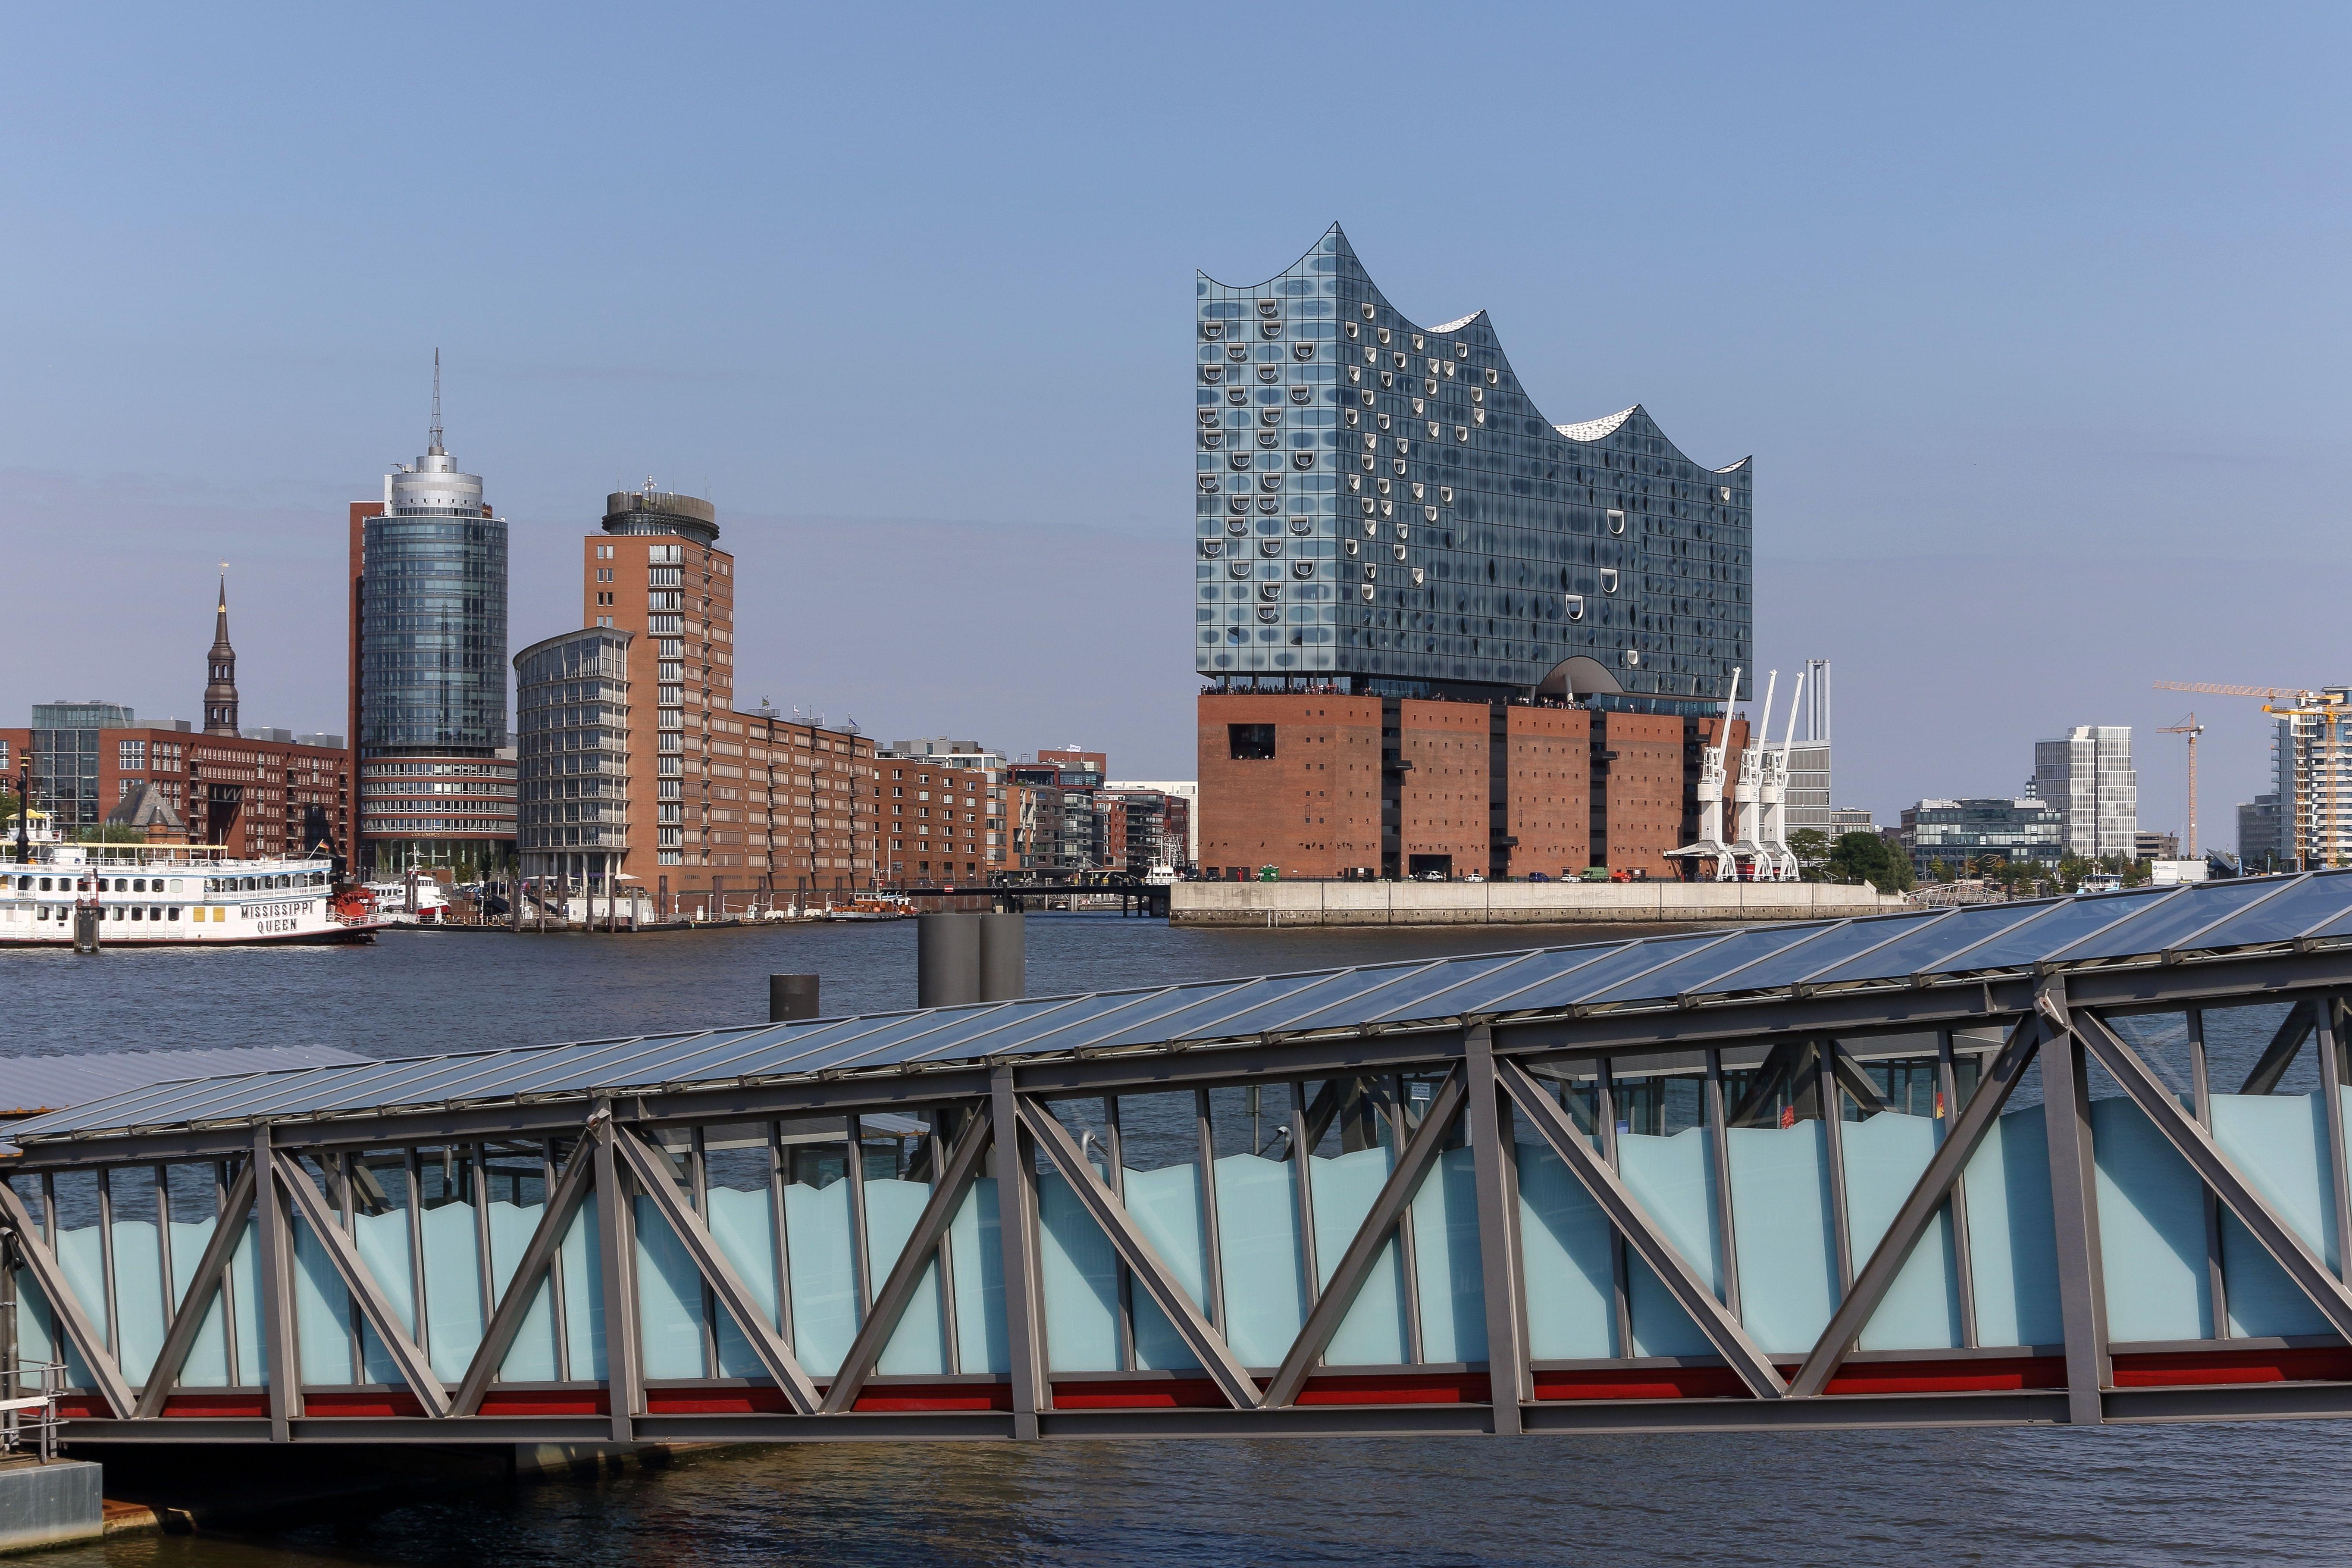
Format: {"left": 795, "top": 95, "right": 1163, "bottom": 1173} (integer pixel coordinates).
{"left": 0, "top": 820, "right": 384, "bottom": 947}
{"left": 362, "top": 878, "right": 450, "bottom": 925}
{"left": 821, "top": 894, "right": 913, "bottom": 922}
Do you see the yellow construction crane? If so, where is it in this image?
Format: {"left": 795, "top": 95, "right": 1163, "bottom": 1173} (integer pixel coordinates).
{"left": 2154, "top": 681, "right": 2352, "bottom": 869}
{"left": 2156, "top": 714, "right": 2203, "bottom": 857}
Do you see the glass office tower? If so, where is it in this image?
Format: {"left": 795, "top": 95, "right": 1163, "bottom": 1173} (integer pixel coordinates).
{"left": 1197, "top": 225, "right": 1752, "bottom": 708}
{"left": 353, "top": 393, "right": 516, "bottom": 875}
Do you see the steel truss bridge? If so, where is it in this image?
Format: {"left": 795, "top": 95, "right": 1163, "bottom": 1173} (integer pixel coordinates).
{"left": 14, "top": 871, "right": 2352, "bottom": 1445}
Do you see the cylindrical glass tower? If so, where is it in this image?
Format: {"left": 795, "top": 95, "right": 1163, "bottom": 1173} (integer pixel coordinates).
{"left": 355, "top": 419, "right": 515, "bottom": 876}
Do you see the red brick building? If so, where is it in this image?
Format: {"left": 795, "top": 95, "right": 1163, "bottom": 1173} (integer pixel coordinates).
{"left": 885, "top": 761, "right": 990, "bottom": 884}
{"left": 1197, "top": 692, "right": 1744, "bottom": 881}
{"left": 0, "top": 724, "right": 350, "bottom": 864}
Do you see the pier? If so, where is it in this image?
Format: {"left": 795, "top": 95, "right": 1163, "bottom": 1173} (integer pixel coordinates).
{"left": 9, "top": 871, "right": 2352, "bottom": 1446}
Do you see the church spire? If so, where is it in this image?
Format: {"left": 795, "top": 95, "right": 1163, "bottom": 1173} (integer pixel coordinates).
{"left": 204, "top": 564, "right": 240, "bottom": 736}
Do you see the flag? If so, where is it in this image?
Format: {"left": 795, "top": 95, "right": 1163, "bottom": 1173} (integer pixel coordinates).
{"left": 1779, "top": 1105, "right": 1795, "bottom": 1130}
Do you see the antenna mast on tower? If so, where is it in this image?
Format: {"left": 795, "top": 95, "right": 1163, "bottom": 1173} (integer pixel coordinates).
{"left": 429, "top": 348, "right": 444, "bottom": 455}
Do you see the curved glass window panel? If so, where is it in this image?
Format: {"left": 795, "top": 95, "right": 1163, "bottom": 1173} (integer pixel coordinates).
{"left": 2212, "top": 1088, "right": 2338, "bottom": 1336}
{"left": 1929, "top": 889, "right": 2176, "bottom": 975}
{"left": 947, "top": 1178, "right": 1007, "bottom": 1374}
{"left": 1806, "top": 902, "right": 2066, "bottom": 987}
{"left": 1694, "top": 914, "right": 1945, "bottom": 995}
{"left": 2049, "top": 877, "right": 2303, "bottom": 964}
{"left": 1961, "top": 1103, "right": 2062, "bottom": 1347}
{"left": 1844, "top": 1107, "right": 1964, "bottom": 1352}
{"left": 2190, "top": 873, "right": 2352, "bottom": 951}
{"left": 1581, "top": 924, "right": 1839, "bottom": 1007}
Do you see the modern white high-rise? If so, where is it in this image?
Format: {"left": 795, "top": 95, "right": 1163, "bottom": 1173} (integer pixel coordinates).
{"left": 1785, "top": 657, "right": 1833, "bottom": 840}
{"left": 2033, "top": 726, "right": 2137, "bottom": 861}
{"left": 2271, "top": 690, "right": 2352, "bottom": 869}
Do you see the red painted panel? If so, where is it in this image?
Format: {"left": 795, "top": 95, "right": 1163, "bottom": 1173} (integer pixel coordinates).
{"left": 1532, "top": 1366, "right": 1754, "bottom": 1401}
{"left": 1295, "top": 1372, "right": 1488, "bottom": 1406}
{"left": 1049, "top": 1377, "right": 1232, "bottom": 1409}
{"left": 1821, "top": 1357, "right": 2065, "bottom": 1395}
{"left": 160, "top": 1393, "right": 268, "bottom": 1418}
{"left": 2112, "top": 1347, "right": 2352, "bottom": 1387}
{"left": 851, "top": 1383, "right": 1013, "bottom": 1412}
{"left": 301, "top": 1390, "right": 427, "bottom": 1418}
{"left": 643, "top": 1386, "right": 800, "bottom": 1415}
{"left": 477, "top": 1392, "right": 610, "bottom": 1417}
{"left": 54, "top": 1397, "right": 110, "bottom": 1418}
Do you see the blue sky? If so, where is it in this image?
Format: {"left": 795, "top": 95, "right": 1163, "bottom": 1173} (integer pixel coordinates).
{"left": 4, "top": 3, "right": 2346, "bottom": 843}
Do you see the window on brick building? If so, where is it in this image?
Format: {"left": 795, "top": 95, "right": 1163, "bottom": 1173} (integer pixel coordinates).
{"left": 1228, "top": 724, "right": 1277, "bottom": 761}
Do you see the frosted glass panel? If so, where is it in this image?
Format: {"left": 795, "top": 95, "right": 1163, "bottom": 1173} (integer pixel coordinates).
{"left": 1962, "top": 1106, "right": 2062, "bottom": 1346}
{"left": 228, "top": 1219, "right": 263, "bottom": 1385}
{"left": 108, "top": 1217, "right": 166, "bottom": 1385}
{"left": 633, "top": 1193, "right": 708, "bottom": 1380}
{"left": 1037, "top": 1170, "right": 1120, "bottom": 1372}
{"left": 866, "top": 1178, "right": 948, "bottom": 1377}
{"left": 948, "top": 1177, "right": 1007, "bottom": 1375}
{"left": 418, "top": 1202, "right": 485, "bottom": 1380}
{"left": 1726, "top": 1122, "right": 1837, "bottom": 1353}
{"left": 707, "top": 1186, "right": 780, "bottom": 1380}
{"left": 1619, "top": 1128, "right": 1718, "bottom": 1356}
{"left": 2213, "top": 1091, "right": 2335, "bottom": 1336}
{"left": 166, "top": 1214, "right": 232, "bottom": 1386}
{"left": 1516, "top": 1139, "right": 1615, "bottom": 1360}
{"left": 562, "top": 1193, "right": 606, "bottom": 1381}
{"left": 1409, "top": 1146, "right": 1485, "bottom": 1365}
{"left": 54, "top": 1225, "right": 107, "bottom": 1355}
{"left": 486, "top": 1199, "right": 560, "bottom": 1383}
{"left": 2088, "top": 1097, "right": 2211, "bottom": 1342}
{"left": 292, "top": 1215, "right": 360, "bottom": 1386}
{"left": 783, "top": 1180, "right": 858, "bottom": 1375}
{"left": 1311, "top": 1147, "right": 1407, "bottom": 1366}
{"left": 1213, "top": 1155, "right": 1306, "bottom": 1366}
{"left": 1842, "top": 1113, "right": 1962, "bottom": 1351}
{"left": 1123, "top": 1164, "right": 1206, "bottom": 1371}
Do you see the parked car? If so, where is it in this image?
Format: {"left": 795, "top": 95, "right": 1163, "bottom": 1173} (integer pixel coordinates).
{"left": 1463, "top": 872, "right": 1486, "bottom": 883}
{"left": 1525, "top": 871, "right": 1550, "bottom": 883}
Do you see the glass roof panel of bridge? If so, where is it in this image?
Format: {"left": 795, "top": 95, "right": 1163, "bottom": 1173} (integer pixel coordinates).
{"left": 1680, "top": 914, "right": 1939, "bottom": 995}
{"left": 15, "top": 875, "right": 2352, "bottom": 1144}
{"left": 2042, "top": 876, "right": 2305, "bottom": 964}
{"left": 1578, "top": 923, "right": 1841, "bottom": 1006}
{"left": 2174, "top": 872, "right": 2352, "bottom": 951}
{"left": 1802, "top": 901, "right": 2056, "bottom": 986}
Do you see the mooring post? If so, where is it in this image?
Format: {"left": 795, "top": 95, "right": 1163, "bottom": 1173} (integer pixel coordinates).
{"left": 770, "top": 973, "right": 819, "bottom": 1023}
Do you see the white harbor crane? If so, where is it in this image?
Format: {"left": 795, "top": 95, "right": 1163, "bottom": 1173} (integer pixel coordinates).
{"left": 1756, "top": 665, "right": 1808, "bottom": 880}
{"left": 1666, "top": 667, "right": 1741, "bottom": 881}
{"left": 1729, "top": 670, "right": 1775, "bottom": 879}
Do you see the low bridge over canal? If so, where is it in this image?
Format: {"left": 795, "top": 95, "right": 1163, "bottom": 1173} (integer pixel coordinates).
{"left": 13, "top": 871, "right": 2352, "bottom": 1444}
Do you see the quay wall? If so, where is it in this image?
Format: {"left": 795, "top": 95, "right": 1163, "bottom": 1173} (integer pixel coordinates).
{"left": 1169, "top": 879, "right": 1906, "bottom": 927}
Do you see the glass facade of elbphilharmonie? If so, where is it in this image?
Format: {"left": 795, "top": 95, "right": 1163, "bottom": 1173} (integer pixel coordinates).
{"left": 1197, "top": 224, "right": 1752, "bottom": 707}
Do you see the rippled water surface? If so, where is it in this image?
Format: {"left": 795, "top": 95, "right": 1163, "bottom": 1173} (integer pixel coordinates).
{"left": 9, "top": 918, "right": 2344, "bottom": 1565}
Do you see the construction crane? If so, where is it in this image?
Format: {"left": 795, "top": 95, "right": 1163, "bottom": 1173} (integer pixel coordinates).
{"left": 2156, "top": 714, "right": 2203, "bottom": 858}
{"left": 2155, "top": 681, "right": 2352, "bottom": 870}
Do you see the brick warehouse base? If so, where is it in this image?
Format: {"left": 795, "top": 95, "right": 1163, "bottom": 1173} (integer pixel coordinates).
{"left": 1196, "top": 691, "right": 1747, "bottom": 883}
{"left": 1169, "top": 879, "right": 1905, "bottom": 926}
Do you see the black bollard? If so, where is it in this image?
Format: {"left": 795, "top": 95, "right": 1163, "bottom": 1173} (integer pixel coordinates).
{"left": 917, "top": 913, "right": 982, "bottom": 1008}
{"left": 770, "top": 973, "right": 819, "bottom": 1022}
{"left": 978, "top": 911, "right": 1025, "bottom": 1002}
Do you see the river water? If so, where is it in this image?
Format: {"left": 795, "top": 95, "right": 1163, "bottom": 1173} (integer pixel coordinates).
{"left": 9, "top": 919, "right": 2349, "bottom": 1566}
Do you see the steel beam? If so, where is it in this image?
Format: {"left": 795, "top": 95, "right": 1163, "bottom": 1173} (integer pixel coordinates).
{"left": 1496, "top": 1059, "right": 1787, "bottom": 1399}
{"left": 2036, "top": 987, "right": 2110, "bottom": 1426}
{"left": 1261, "top": 1068, "right": 1464, "bottom": 1408}
{"left": 1463, "top": 1029, "right": 1528, "bottom": 1433}
{"left": 0, "top": 1176, "right": 135, "bottom": 1418}
{"left": 592, "top": 1116, "right": 641, "bottom": 1443}
{"left": 2240, "top": 999, "right": 2316, "bottom": 1095}
{"left": 273, "top": 1152, "right": 452, "bottom": 1418}
{"left": 448, "top": 1137, "right": 597, "bottom": 1417}
{"left": 251, "top": 1131, "right": 303, "bottom": 1440}
{"left": 1786, "top": 1018, "right": 2038, "bottom": 1396}
{"left": 2072, "top": 1008, "right": 2352, "bottom": 1342}
{"left": 1015, "top": 1095, "right": 1262, "bottom": 1410}
{"left": 612, "top": 1124, "right": 822, "bottom": 1415}
{"left": 131, "top": 1160, "right": 257, "bottom": 1417}
{"left": 991, "top": 1063, "right": 1047, "bottom": 1440}
{"left": 820, "top": 1110, "right": 994, "bottom": 1413}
